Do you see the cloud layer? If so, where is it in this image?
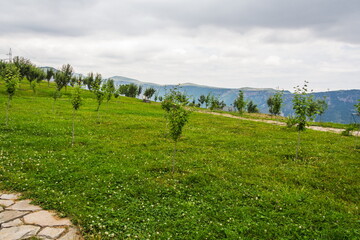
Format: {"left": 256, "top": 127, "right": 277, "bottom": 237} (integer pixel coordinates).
{"left": 1, "top": 0, "right": 359, "bottom": 91}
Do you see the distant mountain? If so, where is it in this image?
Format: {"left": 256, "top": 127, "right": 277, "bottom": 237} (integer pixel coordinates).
{"left": 109, "top": 75, "right": 360, "bottom": 124}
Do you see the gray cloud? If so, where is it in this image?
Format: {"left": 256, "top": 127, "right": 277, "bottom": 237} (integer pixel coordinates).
{"left": 0, "top": 0, "right": 359, "bottom": 91}
{"left": 1, "top": 0, "right": 360, "bottom": 42}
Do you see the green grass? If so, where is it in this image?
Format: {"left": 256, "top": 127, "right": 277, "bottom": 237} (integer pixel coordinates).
{"left": 0, "top": 81, "right": 359, "bottom": 239}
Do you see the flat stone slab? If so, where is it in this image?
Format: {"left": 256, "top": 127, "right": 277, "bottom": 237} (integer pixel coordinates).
{"left": 0, "top": 225, "right": 40, "bottom": 240}
{"left": 0, "top": 199, "right": 15, "bottom": 207}
{"left": 24, "top": 210, "right": 72, "bottom": 227}
{"left": 38, "top": 226, "right": 66, "bottom": 239}
{"left": 6, "top": 199, "right": 42, "bottom": 211}
{"left": 58, "top": 227, "right": 82, "bottom": 240}
{"left": 0, "top": 193, "right": 21, "bottom": 200}
{"left": 1, "top": 218, "right": 23, "bottom": 228}
{"left": 0, "top": 210, "right": 29, "bottom": 224}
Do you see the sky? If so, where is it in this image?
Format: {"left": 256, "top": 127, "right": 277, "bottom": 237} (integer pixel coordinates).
{"left": 0, "top": 0, "right": 359, "bottom": 92}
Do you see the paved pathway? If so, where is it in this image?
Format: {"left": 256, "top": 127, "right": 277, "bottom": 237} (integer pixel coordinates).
{"left": 202, "top": 111, "right": 360, "bottom": 136}
{"left": 0, "top": 192, "right": 82, "bottom": 240}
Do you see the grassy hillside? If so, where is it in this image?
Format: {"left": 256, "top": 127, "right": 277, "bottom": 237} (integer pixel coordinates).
{"left": 0, "top": 81, "right": 359, "bottom": 239}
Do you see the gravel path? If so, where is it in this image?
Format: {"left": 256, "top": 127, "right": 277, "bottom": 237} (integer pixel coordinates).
{"left": 0, "top": 192, "right": 82, "bottom": 240}
{"left": 202, "top": 111, "right": 360, "bottom": 136}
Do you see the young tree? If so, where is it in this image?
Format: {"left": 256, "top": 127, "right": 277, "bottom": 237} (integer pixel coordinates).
{"left": 128, "top": 83, "right": 138, "bottom": 98}
{"left": 292, "top": 81, "right": 318, "bottom": 159}
{"left": 209, "top": 95, "right": 226, "bottom": 110}
{"left": 4, "top": 64, "right": 20, "bottom": 125}
{"left": 267, "top": 91, "right": 283, "bottom": 116}
{"left": 84, "top": 72, "right": 94, "bottom": 91}
{"left": 104, "top": 79, "right": 115, "bottom": 102}
{"left": 92, "top": 73, "right": 104, "bottom": 111}
{"left": 161, "top": 88, "right": 191, "bottom": 173}
{"left": 315, "top": 96, "right": 328, "bottom": 122}
{"left": 205, "top": 93, "right": 212, "bottom": 109}
{"left": 247, "top": 100, "right": 259, "bottom": 113}
{"left": 27, "top": 66, "right": 45, "bottom": 86}
{"left": 71, "top": 84, "right": 82, "bottom": 146}
{"left": 12, "top": 56, "right": 33, "bottom": 80}
{"left": 233, "top": 90, "right": 246, "bottom": 114}
{"left": 46, "top": 68, "right": 54, "bottom": 86}
{"left": 138, "top": 85, "right": 142, "bottom": 97}
{"left": 198, "top": 95, "right": 206, "bottom": 106}
{"left": 355, "top": 100, "right": 360, "bottom": 115}
{"left": 60, "top": 64, "right": 73, "bottom": 91}
{"left": 158, "top": 96, "right": 163, "bottom": 102}
{"left": 143, "top": 87, "right": 156, "bottom": 101}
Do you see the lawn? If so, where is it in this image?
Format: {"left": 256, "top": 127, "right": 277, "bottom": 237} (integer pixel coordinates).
{"left": 0, "top": 81, "right": 359, "bottom": 239}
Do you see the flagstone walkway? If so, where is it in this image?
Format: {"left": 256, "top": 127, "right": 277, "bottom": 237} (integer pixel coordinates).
{"left": 0, "top": 192, "right": 82, "bottom": 240}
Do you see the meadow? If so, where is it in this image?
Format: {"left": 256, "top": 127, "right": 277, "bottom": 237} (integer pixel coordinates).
{"left": 0, "top": 81, "right": 359, "bottom": 239}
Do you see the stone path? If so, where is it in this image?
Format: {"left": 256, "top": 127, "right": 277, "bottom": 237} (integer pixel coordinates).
{"left": 202, "top": 111, "right": 360, "bottom": 136}
{"left": 0, "top": 192, "right": 82, "bottom": 240}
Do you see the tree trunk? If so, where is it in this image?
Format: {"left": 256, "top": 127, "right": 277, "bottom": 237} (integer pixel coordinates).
{"left": 172, "top": 141, "right": 177, "bottom": 174}
{"left": 6, "top": 96, "right": 10, "bottom": 126}
{"left": 72, "top": 109, "right": 75, "bottom": 146}
{"left": 296, "top": 131, "right": 301, "bottom": 160}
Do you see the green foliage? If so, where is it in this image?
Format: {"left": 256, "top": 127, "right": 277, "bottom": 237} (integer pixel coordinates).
{"left": 267, "top": 91, "right": 283, "bottom": 116}
{"left": 286, "top": 115, "right": 297, "bottom": 128}
{"left": 30, "top": 80, "right": 37, "bottom": 94}
{"left": 27, "top": 66, "right": 45, "bottom": 85}
{"left": 198, "top": 94, "right": 206, "bottom": 106}
{"left": 143, "top": 87, "right": 156, "bottom": 101}
{"left": 246, "top": 100, "right": 259, "bottom": 113}
{"left": 292, "top": 81, "right": 317, "bottom": 131}
{"left": 118, "top": 83, "right": 139, "bottom": 98}
{"left": 4, "top": 64, "right": 20, "bottom": 100}
{"left": 137, "top": 85, "right": 142, "bottom": 96}
{"left": 91, "top": 73, "right": 104, "bottom": 111}
{"left": 103, "top": 79, "right": 115, "bottom": 102}
{"left": 209, "top": 95, "right": 226, "bottom": 110}
{"left": 12, "top": 56, "right": 33, "bottom": 80}
{"left": 315, "top": 96, "right": 328, "bottom": 117}
{"left": 162, "top": 88, "right": 191, "bottom": 142}
{"left": 233, "top": 90, "right": 246, "bottom": 114}
{"left": 71, "top": 84, "right": 82, "bottom": 111}
{"left": 84, "top": 72, "right": 94, "bottom": 91}
{"left": 355, "top": 99, "right": 360, "bottom": 115}
{"left": 46, "top": 68, "right": 54, "bottom": 86}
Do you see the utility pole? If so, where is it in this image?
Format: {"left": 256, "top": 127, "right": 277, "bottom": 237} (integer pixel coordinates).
{"left": 6, "top": 48, "right": 12, "bottom": 63}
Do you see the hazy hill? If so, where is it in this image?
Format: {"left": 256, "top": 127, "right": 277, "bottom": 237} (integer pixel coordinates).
{"left": 110, "top": 76, "right": 360, "bottom": 124}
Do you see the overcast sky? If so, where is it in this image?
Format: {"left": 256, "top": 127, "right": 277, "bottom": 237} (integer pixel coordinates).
{"left": 1, "top": 0, "right": 359, "bottom": 92}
